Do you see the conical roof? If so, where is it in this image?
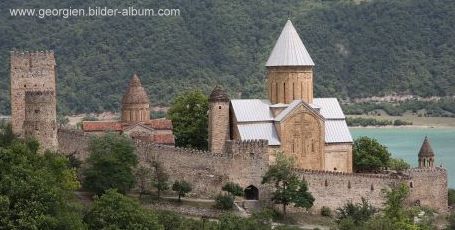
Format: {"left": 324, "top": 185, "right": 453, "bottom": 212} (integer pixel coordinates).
{"left": 266, "top": 20, "right": 314, "bottom": 67}
{"left": 418, "top": 136, "right": 435, "bottom": 157}
{"left": 122, "top": 74, "right": 150, "bottom": 104}
{"left": 209, "top": 85, "right": 229, "bottom": 102}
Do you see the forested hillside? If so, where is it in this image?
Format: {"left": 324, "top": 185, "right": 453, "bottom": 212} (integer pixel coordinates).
{"left": 1, "top": 0, "right": 454, "bottom": 115}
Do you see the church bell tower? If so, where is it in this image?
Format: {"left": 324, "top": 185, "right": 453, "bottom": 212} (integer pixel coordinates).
{"left": 266, "top": 20, "right": 314, "bottom": 104}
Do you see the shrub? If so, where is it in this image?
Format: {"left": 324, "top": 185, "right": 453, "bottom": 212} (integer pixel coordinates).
{"left": 222, "top": 182, "right": 244, "bottom": 197}
{"left": 215, "top": 194, "right": 234, "bottom": 210}
{"left": 448, "top": 189, "right": 455, "bottom": 206}
{"left": 321, "top": 206, "right": 332, "bottom": 217}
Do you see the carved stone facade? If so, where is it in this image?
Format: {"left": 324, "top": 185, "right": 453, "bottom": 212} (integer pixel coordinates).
{"left": 278, "top": 105, "right": 325, "bottom": 169}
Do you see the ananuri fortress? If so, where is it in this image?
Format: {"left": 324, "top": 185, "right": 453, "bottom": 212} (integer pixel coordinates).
{"left": 9, "top": 20, "right": 448, "bottom": 213}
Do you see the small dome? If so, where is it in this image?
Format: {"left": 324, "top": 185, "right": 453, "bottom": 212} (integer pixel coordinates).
{"left": 209, "top": 85, "right": 229, "bottom": 102}
{"left": 418, "top": 136, "right": 435, "bottom": 157}
{"left": 122, "top": 74, "right": 150, "bottom": 104}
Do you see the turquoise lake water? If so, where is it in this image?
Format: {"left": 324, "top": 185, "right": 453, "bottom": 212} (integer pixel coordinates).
{"left": 350, "top": 128, "right": 455, "bottom": 188}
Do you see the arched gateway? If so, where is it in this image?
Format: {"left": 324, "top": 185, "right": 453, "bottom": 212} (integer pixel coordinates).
{"left": 244, "top": 185, "right": 259, "bottom": 200}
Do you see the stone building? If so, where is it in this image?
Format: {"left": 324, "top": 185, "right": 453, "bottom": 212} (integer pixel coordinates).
{"left": 208, "top": 20, "right": 353, "bottom": 172}
{"left": 10, "top": 51, "right": 58, "bottom": 152}
{"left": 82, "top": 74, "right": 175, "bottom": 145}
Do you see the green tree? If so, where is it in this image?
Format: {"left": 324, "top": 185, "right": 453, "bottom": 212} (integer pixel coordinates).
{"left": 172, "top": 180, "right": 192, "bottom": 202}
{"left": 388, "top": 158, "right": 411, "bottom": 172}
{"left": 449, "top": 188, "right": 455, "bottom": 207}
{"left": 353, "top": 136, "right": 391, "bottom": 172}
{"left": 261, "top": 151, "right": 314, "bottom": 216}
{"left": 84, "top": 189, "right": 163, "bottom": 230}
{"left": 222, "top": 182, "right": 244, "bottom": 197}
{"left": 167, "top": 90, "right": 209, "bottom": 150}
{"left": 135, "top": 166, "right": 152, "bottom": 198}
{"left": 151, "top": 161, "right": 169, "bottom": 198}
{"left": 82, "top": 133, "right": 138, "bottom": 195}
{"left": 0, "top": 139, "right": 85, "bottom": 229}
{"left": 215, "top": 194, "right": 235, "bottom": 210}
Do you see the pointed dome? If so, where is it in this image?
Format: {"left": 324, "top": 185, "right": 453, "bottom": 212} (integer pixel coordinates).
{"left": 122, "top": 74, "right": 150, "bottom": 104}
{"left": 209, "top": 85, "right": 229, "bottom": 102}
{"left": 418, "top": 136, "right": 435, "bottom": 157}
{"left": 266, "top": 20, "right": 314, "bottom": 67}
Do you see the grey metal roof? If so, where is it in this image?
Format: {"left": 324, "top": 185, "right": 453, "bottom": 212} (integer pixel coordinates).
{"left": 325, "top": 120, "right": 353, "bottom": 143}
{"left": 274, "top": 100, "right": 302, "bottom": 121}
{"left": 312, "top": 98, "right": 345, "bottom": 119}
{"left": 237, "top": 122, "right": 281, "bottom": 146}
{"left": 266, "top": 20, "right": 314, "bottom": 67}
{"left": 231, "top": 99, "right": 274, "bottom": 122}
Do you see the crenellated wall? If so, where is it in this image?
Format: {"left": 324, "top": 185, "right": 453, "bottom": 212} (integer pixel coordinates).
{"left": 57, "top": 129, "right": 448, "bottom": 212}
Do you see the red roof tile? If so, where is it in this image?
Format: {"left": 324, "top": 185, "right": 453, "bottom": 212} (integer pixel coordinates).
{"left": 153, "top": 134, "right": 175, "bottom": 145}
{"left": 82, "top": 121, "right": 123, "bottom": 132}
{"left": 143, "top": 119, "right": 173, "bottom": 130}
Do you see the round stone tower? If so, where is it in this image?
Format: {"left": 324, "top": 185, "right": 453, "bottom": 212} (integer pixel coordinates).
{"left": 121, "top": 74, "right": 151, "bottom": 122}
{"left": 266, "top": 20, "right": 315, "bottom": 104}
{"left": 23, "top": 90, "right": 57, "bottom": 152}
{"left": 418, "top": 136, "right": 435, "bottom": 168}
{"left": 208, "top": 86, "right": 230, "bottom": 153}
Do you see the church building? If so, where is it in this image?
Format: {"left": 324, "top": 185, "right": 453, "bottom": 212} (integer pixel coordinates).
{"left": 82, "top": 74, "right": 175, "bottom": 145}
{"left": 208, "top": 20, "right": 353, "bottom": 172}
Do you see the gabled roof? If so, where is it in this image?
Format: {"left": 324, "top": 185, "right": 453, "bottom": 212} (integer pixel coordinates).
{"left": 274, "top": 100, "right": 324, "bottom": 122}
{"left": 143, "top": 119, "right": 173, "bottom": 130}
{"left": 266, "top": 20, "right": 314, "bottom": 67}
{"left": 123, "top": 123, "right": 155, "bottom": 132}
{"left": 312, "top": 98, "right": 345, "bottom": 119}
{"left": 231, "top": 99, "right": 274, "bottom": 122}
{"left": 419, "top": 136, "right": 435, "bottom": 157}
{"left": 325, "top": 120, "right": 353, "bottom": 143}
{"left": 237, "top": 122, "right": 281, "bottom": 146}
{"left": 82, "top": 121, "right": 123, "bottom": 132}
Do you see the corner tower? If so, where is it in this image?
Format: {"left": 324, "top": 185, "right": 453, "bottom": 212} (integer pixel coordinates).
{"left": 418, "top": 136, "right": 435, "bottom": 168}
{"left": 10, "top": 51, "right": 56, "bottom": 136}
{"left": 266, "top": 20, "right": 314, "bottom": 104}
{"left": 208, "top": 86, "right": 230, "bottom": 153}
{"left": 23, "top": 90, "right": 57, "bottom": 152}
{"left": 121, "top": 74, "right": 151, "bottom": 122}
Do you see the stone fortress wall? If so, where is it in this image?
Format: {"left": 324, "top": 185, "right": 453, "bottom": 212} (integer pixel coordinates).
{"left": 58, "top": 129, "right": 448, "bottom": 213}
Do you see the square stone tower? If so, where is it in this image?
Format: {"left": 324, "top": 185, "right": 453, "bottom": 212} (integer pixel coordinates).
{"left": 10, "top": 51, "right": 56, "bottom": 136}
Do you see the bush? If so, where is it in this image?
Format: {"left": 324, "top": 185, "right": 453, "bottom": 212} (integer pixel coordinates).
{"left": 321, "top": 206, "right": 332, "bottom": 217}
{"left": 337, "top": 198, "right": 376, "bottom": 224}
{"left": 448, "top": 189, "right": 455, "bottom": 206}
{"left": 222, "top": 182, "right": 244, "bottom": 197}
{"left": 215, "top": 194, "right": 234, "bottom": 210}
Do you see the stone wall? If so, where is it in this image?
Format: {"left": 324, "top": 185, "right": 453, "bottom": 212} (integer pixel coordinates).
{"left": 324, "top": 143, "right": 353, "bottom": 173}
{"left": 57, "top": 129, "right": 448, "bottom": 213}
{"left": 266, "top": 66, "right": 313, "bottom": 104}
{"left": 58, "top": 129, "right": 269, "bottom": 198}
{"left": 295, "top": 168, "right": 448, "bottom": 213}
{"left": 10, "top": 51, "right": 56, "bottom": 136}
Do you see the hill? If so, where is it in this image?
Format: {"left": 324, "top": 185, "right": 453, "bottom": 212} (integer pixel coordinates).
{"left": 1, "top": 0, "right": 454, "bottom": 114}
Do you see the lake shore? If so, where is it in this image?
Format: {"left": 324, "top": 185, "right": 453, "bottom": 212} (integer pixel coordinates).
{"left": 347, "top": 114, "right": 455, "bottom": 128}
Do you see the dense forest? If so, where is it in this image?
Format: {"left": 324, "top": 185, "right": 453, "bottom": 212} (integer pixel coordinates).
{"left": 0, "top": 0, "right": 454, "bottom": 115}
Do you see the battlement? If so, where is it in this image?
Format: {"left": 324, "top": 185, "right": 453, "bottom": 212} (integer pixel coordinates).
{"left": 10, "top": 50, "right": 56, "bottom": 68}
{"left": 25, "top": 90, "right": 56, "bottom": 103}
{"left": 295, "top": 168, "right": 412, "bottom": 180}
{"left": 225, "top": 139, "right": 269, "bottom": 159}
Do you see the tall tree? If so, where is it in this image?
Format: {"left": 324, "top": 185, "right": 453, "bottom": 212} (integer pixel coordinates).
{"left": 167, "top": 90, "right": 209, "bottom": 150}
{"left": 353, "top": 136, "right": 391, "bottom": 172}
{"left": 261, "top": 152, "right": 314, "bottom": 216}
{"left": 151, "top": 161, "right": 169, "bottom": 199}
{"left": 0, "top": 138, "right": 85, "bottom": 229}
{"left": 82, "top": 133, "right": 138, "bottom": 195}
